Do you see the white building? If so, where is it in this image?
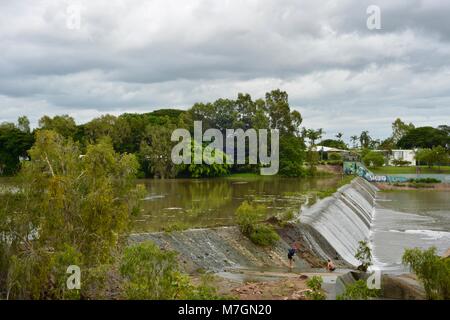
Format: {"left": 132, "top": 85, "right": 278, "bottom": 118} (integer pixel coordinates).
{"left": 387, "top": 149, "right": 416, "bottom": 166}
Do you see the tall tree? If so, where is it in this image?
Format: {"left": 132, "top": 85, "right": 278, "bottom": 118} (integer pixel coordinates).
{"left": 392, "top": 118, "right": 415, "bottom": 144}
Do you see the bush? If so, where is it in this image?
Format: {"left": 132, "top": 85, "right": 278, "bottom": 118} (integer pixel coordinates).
{"left": 392, "top": 159, "right": 411, "bottom": 166}
{"left": 328, "top": 152, "right": 342, "bottom": 161}
{"left": 235, "top": 201, "right": 279, "bottom": 246}
{"left": 408, "top": 178, "right": 441, "bottom": 184}
{"left": 305, "top": 276, "right": 326, "bottom": 300}
{"left": 248, "top": 224, "right": 280, "bottom": 246}
{"left": 120, "top": 242, "right": 226, "bottom": 300}
{"left": 362, "top": 151, "right": 385, "bottom": 168}
{"left": 337, "top": 279, "right": 380, "bottom": 300}
{"left": 402, "top": 247, "right": 450, "bottom": 300}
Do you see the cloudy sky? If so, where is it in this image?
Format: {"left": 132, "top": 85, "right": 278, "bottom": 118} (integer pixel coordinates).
{"left": 1, "top": 0, "right": 449, "bottom": 140}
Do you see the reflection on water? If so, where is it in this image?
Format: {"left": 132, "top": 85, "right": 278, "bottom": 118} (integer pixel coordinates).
{"left": 372, "top": 190, "right": 450, "bottom": 271}
{"left": 133, "top": 176, "right": 344, "bottom": 232}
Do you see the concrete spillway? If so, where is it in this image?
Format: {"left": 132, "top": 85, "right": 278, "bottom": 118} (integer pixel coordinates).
{"left": 297, "top": 177, "right": 378, "bottom": 266}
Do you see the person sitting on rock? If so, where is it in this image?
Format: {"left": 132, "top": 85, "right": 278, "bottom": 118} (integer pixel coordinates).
{"left": 327, "top": 259, "right": 336, "bottom": 272}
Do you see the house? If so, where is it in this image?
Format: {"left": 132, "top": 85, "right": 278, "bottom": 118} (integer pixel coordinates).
{"left": 388, "top": 149, "right": 416, "bottom": 166}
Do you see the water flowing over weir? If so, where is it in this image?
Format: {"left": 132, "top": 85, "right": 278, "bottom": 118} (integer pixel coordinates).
{"left": 128, "top": 177, "right": 378, "bottom": 272}
{"left": 297, "top": 177, "right": 378, "bottom": 266}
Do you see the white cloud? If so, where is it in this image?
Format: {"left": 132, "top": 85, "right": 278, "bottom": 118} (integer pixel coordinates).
{"left": 1, "top": 0, "right": 449, "bottom": 139}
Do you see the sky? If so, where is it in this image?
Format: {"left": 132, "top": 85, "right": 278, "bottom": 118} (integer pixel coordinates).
{"left": 1, "top": 0, "right": 449, "bottom": 141}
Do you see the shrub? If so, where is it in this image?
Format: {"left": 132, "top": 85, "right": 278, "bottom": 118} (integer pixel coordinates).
{"left": 328, "top": 152, "right": 342, "bottom": 161}
{"left": 235, "top": 201, "right": 279, "bottom": 246}
{"left": 305, "top": 276, "right": 326, "bottom": 300}
{"left": 120, "top": 242, "right": 226, "bottom": 300}
{"left": 408, "top": 178, "right": 441, "bottom": 184}
{"left": 402, "top": 247, "right": 450, "bottom": 300}
{"left": 355, "top": 240, "right": 372, "bottom": 272}
{"left": 248, "top": 224, "right": 280, "bottom": 246}
{"left": 392, "top": 159, "right": 411, "bottom": 166}
{"left": 362, "top": 151, "right": 385, "bottom": 168}
{"left": 337, "top": 279, "right": 380, "bottom": 300}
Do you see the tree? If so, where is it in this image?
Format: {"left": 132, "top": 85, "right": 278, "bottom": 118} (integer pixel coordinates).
{"left": 303, "top": 128, "right": 323, "bottom": 176}
{"left": 397, "top": 126, "right": 449, "bottom": 149}
{"left": 402, "top": 247, "right": 450, "bottom": 300}
{"left": 362, "top": 151, "right": 384, "bottom": 168}
{"left": 0, "top": 121, "right": 34, "bottom": 175}
{"left": 359, "top": 131, "right": 371, "bottom": 149}
{"left": 350, "top": 135, "right": 359, "bottom": 149}
{"left": 139, "top": 123, "right": 179, "bottom": 179}
{"left": 17, "top": 116, "right": 30, "bottom": 133}
{"left": 0, "top": 130, "right": 145, "bottom": 299}
{"left": 38, "top": 115, "right": 78, "bottom": 138}
{"left": 391, "top": 118, "right": 414, "bottom": 144}
{"left": 335, "top": 132, "right": 343, "bottom": 141}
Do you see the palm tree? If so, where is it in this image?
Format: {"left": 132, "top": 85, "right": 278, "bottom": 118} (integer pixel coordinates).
{"left": 350, "top": 135, "right": 358, "bottom": 148}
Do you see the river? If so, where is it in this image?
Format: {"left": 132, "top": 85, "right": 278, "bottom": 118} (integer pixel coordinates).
{"left": 372, "top": 189, "right": 450, "bottom": 272}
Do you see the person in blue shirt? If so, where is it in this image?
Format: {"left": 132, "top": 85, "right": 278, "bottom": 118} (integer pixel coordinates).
{"left": 287, "top": 243, "right": 300, "bottom": 270}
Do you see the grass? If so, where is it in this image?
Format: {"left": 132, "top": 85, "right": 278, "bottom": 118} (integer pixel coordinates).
{"left": 371, "top": 166, "right": 450, "bottom": 174}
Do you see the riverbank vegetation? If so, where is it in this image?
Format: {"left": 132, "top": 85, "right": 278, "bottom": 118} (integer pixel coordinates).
{"left": 235, "top": 201, "right": 280, "bottom": 246}
{"left": 1, "top": 90, "right": 321, "bottom": 179}
{"left": 402, "top": 247, "right": 450, "bottom": 300}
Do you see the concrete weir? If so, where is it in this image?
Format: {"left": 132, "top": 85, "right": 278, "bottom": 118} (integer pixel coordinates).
{"left": 297, "top": 177, "right": 378, "bottom": 266}
{"left": 129, "top": 177, "right": 378, "bottom": 273}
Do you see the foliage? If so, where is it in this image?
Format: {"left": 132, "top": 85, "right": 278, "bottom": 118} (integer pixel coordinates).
{"left": 362, "top": 151, "right": 385, "bottom": 168}
{"left": 279, "top": 135, "right": 306, "bottom": 177}
{"left": 139, "top": 122, "right": 179, "bottom": 178}
{"left": 179, "top": 140, "right": 231, "bottom": 178}
{"left": 337, "top": 279, "right": 380, "bottom": 300}
{"left": 0, "top": 119, "right": 34, "bottom": 175}
{"left": 319, "top": 139, "right": 347, "bottom": 150}
{"left": 391, "top": 118, "right": 415, "bottom": 144}
{"left": 328, "top": 152, "right": 343, "bottom": 161}
{"left": 305, "top": 276, "right": 326, "bottom": 300}
{"left": 303, "top": 128, "right": 323, "bottom": 176}
{"left": 408, "top": 178, "right": 441, "bottom": 184}
{"left": 235, "top": 201, "right": 279, "bottom": 246}
{"left": 402, "top": 247, "right": 450, "bottom": 300}
{"left": 38, "top": 115, "right": 78, "bottom": 138}
{"left": 355, "top": 241, "right": 372, "bottom": 272}
{"left": 0, "top": 130, "right": 145, "bottom": 299}
{"left": 120, "top": 242, "right": 225, "bottom": 300}
{"left": 415, "top": 147, "right": 449, "bottom": 168}
{"left": 391, "top": 159, "right": 411, "bottom": 166}
{"left": 397, "top": 126, "right": 449, "bottom": 149}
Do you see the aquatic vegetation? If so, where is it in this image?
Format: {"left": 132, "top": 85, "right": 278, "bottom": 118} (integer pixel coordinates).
{"left": 337, "top": 280, "right": 380, "bottom": 300}
{"left": 402, "top": 247, "right": 450, "bottom": 300}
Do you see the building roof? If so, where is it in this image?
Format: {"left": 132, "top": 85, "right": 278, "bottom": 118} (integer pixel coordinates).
{"left": 314, "top": 145, "right": 347, "bottom": 152}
